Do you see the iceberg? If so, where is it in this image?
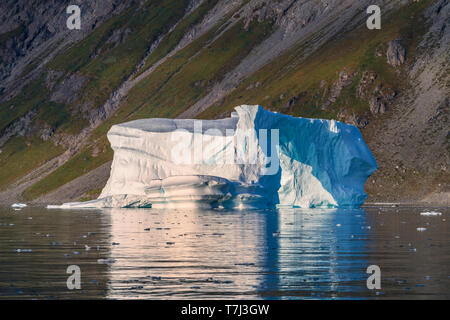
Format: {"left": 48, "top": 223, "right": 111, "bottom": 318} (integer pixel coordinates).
{"left": 53, "top": 105, "right": 377, "bottom": 209}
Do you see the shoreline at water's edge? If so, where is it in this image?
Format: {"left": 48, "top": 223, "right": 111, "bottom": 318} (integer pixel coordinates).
{"left": 1, "top": 203, "right": 448, "bottom": 210}
{"left": 362, "top": 202, "right": 448, "bottom": 208}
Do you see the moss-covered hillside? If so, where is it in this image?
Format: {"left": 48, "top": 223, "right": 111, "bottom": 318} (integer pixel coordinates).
{"left": 0, "top": 0, "right": 448, "bottom": 205}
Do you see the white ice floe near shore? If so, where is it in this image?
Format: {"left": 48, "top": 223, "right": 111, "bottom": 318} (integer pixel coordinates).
{"left": 51, "top": 105, "right": 377, "bottom": 209}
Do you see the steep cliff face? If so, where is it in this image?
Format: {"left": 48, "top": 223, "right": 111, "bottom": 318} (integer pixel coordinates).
{"left": 0, "top": 0, "right": 133, "bottom": 101}
{"left": 0, "top": 0, "right": 448, "bottom": 205}
{"left": 364, "top": 0, "right": 449, "bottom": 203}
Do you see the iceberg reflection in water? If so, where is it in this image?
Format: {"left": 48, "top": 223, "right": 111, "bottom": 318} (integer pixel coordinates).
{"left": 104, "top": 207, "right": 370, "bottom": 299}
{"left": 0, "top": 206, "right": 448, "bottom": 299}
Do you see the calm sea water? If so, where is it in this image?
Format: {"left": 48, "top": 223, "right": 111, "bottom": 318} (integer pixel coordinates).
{"left": 0, "top": 205, "right": 448, "bottom": 299}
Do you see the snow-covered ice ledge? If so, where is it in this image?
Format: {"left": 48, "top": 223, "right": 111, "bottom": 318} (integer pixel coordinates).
{"left": 51, "top": 105, "right": 377, "bottom": 209}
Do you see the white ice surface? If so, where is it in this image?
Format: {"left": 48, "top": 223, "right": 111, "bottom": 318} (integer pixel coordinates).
{"left": 11, "top": 203, "right": 27, "bottom": 208}
{"left": 420, "top": 211, "right": 442, "bottom": 216}
{"left": 53, "top": 105, "right": 377, "bottom": 209}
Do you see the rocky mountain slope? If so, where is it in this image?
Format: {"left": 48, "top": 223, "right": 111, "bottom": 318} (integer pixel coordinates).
{"left": 0, "top": 0, "right": 448, "bottom": 205}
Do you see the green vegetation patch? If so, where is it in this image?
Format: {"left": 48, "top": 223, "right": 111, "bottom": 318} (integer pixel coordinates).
{"left": 0, "top": 78, "right": 48, "bottom": 133}
{"left": 199, "top": 0, "right": 432, "bottom": 120}
{"left": 137, "top": 0, "right": 221, "bottom": 75}
{"left": 0, "top": 137, "right": 63, "bottom": 190}
{"left": 0, "top": 24, "right": 24, "bottom": 47}
{"left": 125, "top": 19, "right": 274, "bottom": 120}
{"left": 22, "top": 137, "right": 113, "bottom": 200}
{"left": 48, "top": 0, "right": 192, "bottom": 108}
{"left": 79, "top": 188, "right": 103, "bottom": 202}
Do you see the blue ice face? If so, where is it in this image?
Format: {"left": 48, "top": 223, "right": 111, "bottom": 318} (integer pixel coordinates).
{"left": 243, "top": 105, "right": 378, "bottom": 208}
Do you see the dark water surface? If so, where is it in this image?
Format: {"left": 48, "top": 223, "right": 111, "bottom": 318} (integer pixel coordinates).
{"left": 0, "top": 205, "right": 448, "bottom": 299}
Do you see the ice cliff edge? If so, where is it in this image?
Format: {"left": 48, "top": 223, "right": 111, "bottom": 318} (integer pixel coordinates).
{"left": 53, "top": 105, "right": 377, "bottom": 209}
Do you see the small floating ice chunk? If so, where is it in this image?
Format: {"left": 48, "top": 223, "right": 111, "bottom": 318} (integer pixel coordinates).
{"left": 420, "top": 211, "right": 442, "bottom": 216}
{"left": 416, "top": 227, "right": 427, "bottom": 232}
{"left": 97, "top": 258, "right": 116, "bottom": 264}
{"left": 14, "top": 249, "right": 32, "bottom": 253}
{"left": 11, "top": 203, "right": 27, "bottom": 208}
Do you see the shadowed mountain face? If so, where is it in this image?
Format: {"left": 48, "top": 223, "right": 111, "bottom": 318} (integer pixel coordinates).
{"left": 0, "top": 0, "right": 448, "bottom": 205}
